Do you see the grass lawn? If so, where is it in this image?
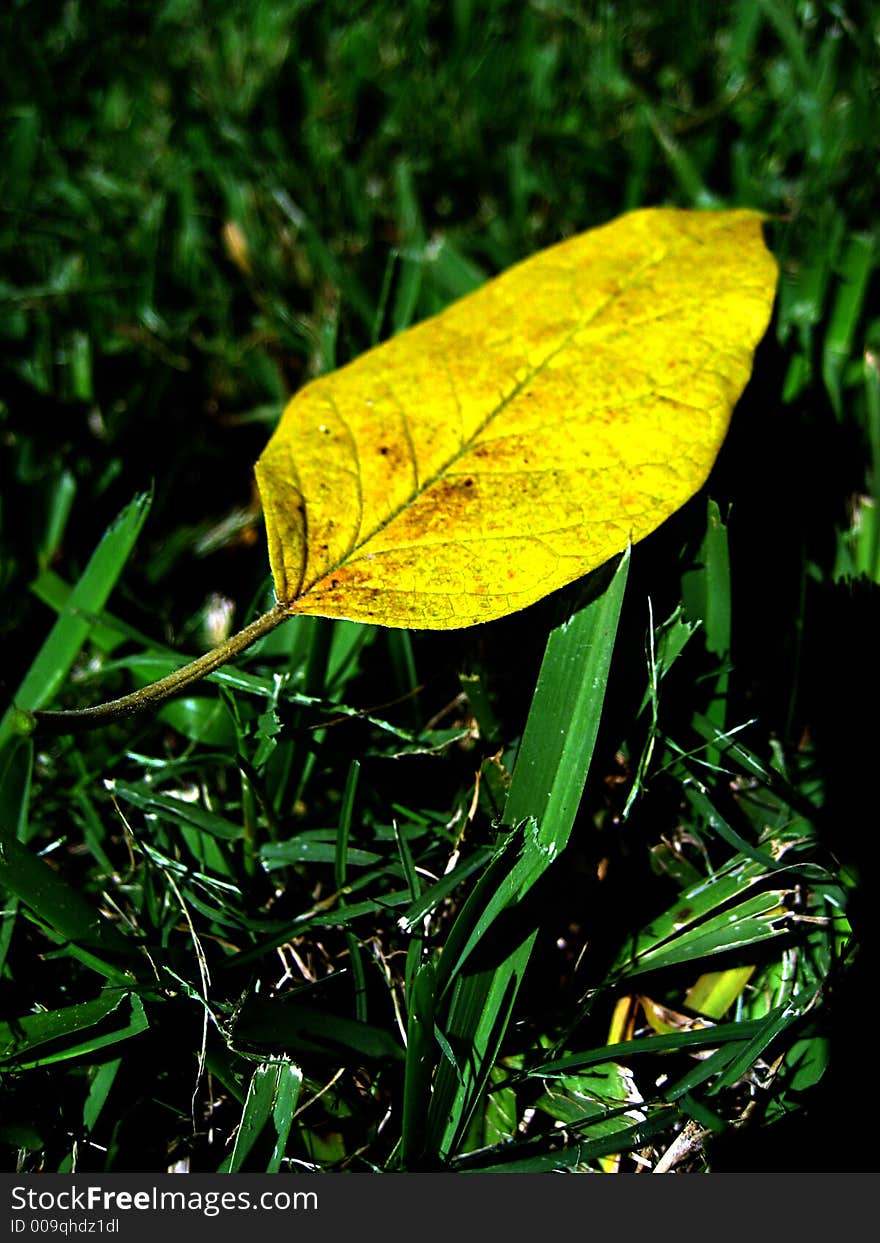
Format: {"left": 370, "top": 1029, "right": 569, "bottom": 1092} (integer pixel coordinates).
{"left": 1, "top": 0, "right": 877, "bottom": 1173}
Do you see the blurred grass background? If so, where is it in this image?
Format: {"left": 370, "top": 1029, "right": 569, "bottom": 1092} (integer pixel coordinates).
{"left": 1, "top": 0, "right": 878, "bottom": 1173}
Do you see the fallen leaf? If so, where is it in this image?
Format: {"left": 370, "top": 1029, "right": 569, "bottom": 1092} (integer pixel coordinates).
{"left": 256, "top": 208, "right": 777, "bottom": 629}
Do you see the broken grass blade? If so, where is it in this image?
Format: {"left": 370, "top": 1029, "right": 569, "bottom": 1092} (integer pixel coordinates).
{"left": 224, "top": 1060, "right": 303, "bottom": 1173}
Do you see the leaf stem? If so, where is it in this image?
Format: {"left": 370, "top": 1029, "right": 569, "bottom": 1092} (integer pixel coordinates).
{"left": 32, "top": 604, "right": 290, "bottom": 733}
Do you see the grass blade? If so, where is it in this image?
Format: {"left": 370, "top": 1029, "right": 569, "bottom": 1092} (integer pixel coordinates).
{"left": 615, "top": 888, "right": 792, "bottom": 978}
{"left": 504, "top": 550, "right": 631, "bottom": 846}
{"left": 0, "top": 492, "right": 152, "bottom": 749}
{"left": 0, "top": 736, "right": 133, "bottom": 979}
{"left": 418, "top": 552, "right": 630, "bottom": 1163}
{"left": 0, "top": 993, "right": 148, "bottom": 1071}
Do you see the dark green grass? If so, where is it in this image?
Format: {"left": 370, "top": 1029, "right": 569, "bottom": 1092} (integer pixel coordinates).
{"left": 1, "top": 0, "right": 878, "bottom": 1172}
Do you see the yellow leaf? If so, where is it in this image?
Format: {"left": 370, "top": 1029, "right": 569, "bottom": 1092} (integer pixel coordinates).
{"left": 683, "top": 965, "right": 756, "bottom": 1020}
{"left": 256, "top": 207, "right": 777, "bottom": 629}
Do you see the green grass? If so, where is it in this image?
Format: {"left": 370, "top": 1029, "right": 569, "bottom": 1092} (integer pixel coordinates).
{"left": 1, "top": 0, "right": 877, "bottom": 1173}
